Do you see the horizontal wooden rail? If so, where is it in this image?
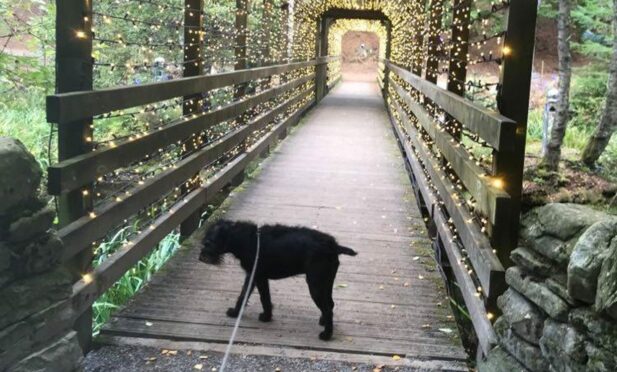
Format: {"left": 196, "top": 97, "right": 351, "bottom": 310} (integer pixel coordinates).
{"left": 59, "top": 88, "right": 312, "bottom": 260}
{"left": 48, "top": 59, "right": 327, "bottom": 123}
{"left": 389, "top": 78, "right": 511, "bottom": 227}
{"left": 386, "top": 61, "right": 516, "bottom": 151}
{"left": 48, "top": 74, "right": 314, "bottom": 195}
{"left": 433, "top": 209, "right": 498, "bottom": 355}
{"left": 390, "top": 97, "right": 505, "bottom": 298}
{"left": 70, "top": 96, "right": 314, "bottom": 318}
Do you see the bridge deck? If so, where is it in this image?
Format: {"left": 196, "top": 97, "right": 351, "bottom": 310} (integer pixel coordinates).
{"left": 101, "top": 81, "right": 468, "bottom": 367}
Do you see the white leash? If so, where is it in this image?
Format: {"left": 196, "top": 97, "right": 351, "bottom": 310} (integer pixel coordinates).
{"left": 219, "top": 227, "right": 261, "bottom": 372}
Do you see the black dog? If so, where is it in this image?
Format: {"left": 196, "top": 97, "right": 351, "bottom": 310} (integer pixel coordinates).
{"left": 198, "top": 219, "right": 357, "bottom": 340}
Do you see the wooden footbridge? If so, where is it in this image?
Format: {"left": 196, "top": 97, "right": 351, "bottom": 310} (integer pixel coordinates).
{"left": 46, "top": 0, "right": 537, "bottom": 367}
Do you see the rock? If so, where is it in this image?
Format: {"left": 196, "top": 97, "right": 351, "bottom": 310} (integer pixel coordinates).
{"left": 0, "top": 300, "right": 75, "bottom": 370}
{"left": 0, "top": 242, "right": 10, "bottom": 272}
{"left": 478, "top": 346, "right": 528, "bottom": 372}
{"left": 521, "top": 203, "right": 607, "bottom": 241}
{"left": 546, "top": 275, "right": 581, "bottom": 307}
{"left": 7, "top": 207, "right": 55, "bottom": 243}
{"left": 506, "top": 267, "right": 570, "bottom": 321}
{"left": 568, "top": 219, "right": 617, "bottom": 304}
{"left": 10, "top": 331, "right": 83, "bottom": 372}
{"left": 494, "top": 317, "right": 549, "bottom": 372}
{"left": 498, "top": 288, "right": 546, "bottom": 345}
{"left": 540, "top": 319, "right": 588, "bottom": 372}
{"left": 596, "top": 237, "right": 617, "bottom": 319}
{"left": 0, "top": 137, "right": 42, "bottom": 216}
{"left": 0, "top": 269, "right": 72, "bottom": 329}
{"left": 511, "top": 247, "right": 559, "bottom": 277}
{"left": 585, "top": 342, "right": 617, "bottom": 372}
{"left": 569, "top": 307, "right": 617, "bottom": 351}
{"left": 14, "top": 234, "right": 64, "bottom": 276}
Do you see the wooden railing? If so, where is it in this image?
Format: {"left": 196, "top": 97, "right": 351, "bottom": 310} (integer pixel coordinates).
{"left": 383, "top": 59, "right": 516, "bottom": 354}
{"left": 47, "top": 57, "right": 334, "bottom": 347}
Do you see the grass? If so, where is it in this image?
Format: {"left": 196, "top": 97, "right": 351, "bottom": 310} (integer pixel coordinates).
{"left": 92, "top": 227, "right": 181, "bottom": 335}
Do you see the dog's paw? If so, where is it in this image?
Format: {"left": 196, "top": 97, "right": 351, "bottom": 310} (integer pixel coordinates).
{"left": 319, "top": 316, "right": 325, "bottom": 326}
{"left": 318, "top": 331, "right": 332, "bottom": 341}
{"left": 226, "top": 308, "right": 239, "bottom": 318}
{"left": 258, "top": 312, "right": 272, "bottom": 322}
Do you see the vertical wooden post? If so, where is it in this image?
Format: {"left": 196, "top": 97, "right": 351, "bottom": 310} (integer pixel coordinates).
{"left": 445, "top": 0, "right": 471, "bottom": 139}
{"left": 260, "top": 0, "right": 273, "bottom": 90}
{"left": 235, "top": 0, "right": 249, "bottom": 98}
{"left": 447, "top": 0, "right": 470, "bottom": 96}
{"left": 412, "top": 0, "right": 428, "bottom": 75}
{"left": 180, "top": 0, "right": 204, "bottom": 238}
{"left": 494, "top": 0, "right": 538, "bottom": 266}
{"left": 55, "top": 0, "right": 94, "bottom": 352}
{"left": 315, "top": 17, "right": 329, "bottom": 102}
{"left": 381, "top": 19, "right": 392, "bottom": 97}
{"left": 424, "top": 0, "right": 444, "bottom": 84}
{"left": 280, "top": 2, "right": 290, "bottom": 63}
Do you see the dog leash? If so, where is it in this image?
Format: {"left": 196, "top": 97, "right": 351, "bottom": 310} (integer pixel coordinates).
{"left": 219, "top": 227, "right": 261, "bottom": 372}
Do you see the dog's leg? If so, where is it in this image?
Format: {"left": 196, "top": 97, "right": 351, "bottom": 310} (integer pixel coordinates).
{"left": 307, "top": 271, "right": 333, "bottom": 341}
{"left": 227, "top": 274, "right": 256, "bottom": 318}
{"left": 256, "top": 278, "right": 273, "bottom": 322}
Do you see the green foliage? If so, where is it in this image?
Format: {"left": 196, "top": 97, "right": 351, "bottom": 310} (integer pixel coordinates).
{"left": 570, "top": 65, "right": 608, "bottom": 130}
{"left": 92, "top": 227, "right": 181, "bottom": 335}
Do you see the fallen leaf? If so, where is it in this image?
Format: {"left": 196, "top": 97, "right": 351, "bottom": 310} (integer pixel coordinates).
{"left": 373, "top": 369, "right": 382, "bottom": 372}
{"left": 167, "top": 350, "right": 178, "bottom": 355}
{"left": 145, "top": 321, "right": 153, "bottom": 327}
{"left": 392, "top": 355, "right": 401, "bottom": 361}
{"left": 199, "top": 355, "right": 209, "bottom": 360}
{"left": 336, "top": 283, "right": 348, "bottom": 288}
{"left": 422, "top": 324, "right": 431, "bottom": 329}
{"left": 346, "top": 336, "right": 353, "bottom": 341}
{"left": 161, "top": 350, "right": 169, "bottom": 355}
{"left": 439, "top": 328, "right": 453, "bottom": 334}
{"left": 412, "top": 256, "right": 420, "bottom": 261}
{"left": 403, "top": 282, "right": 410, "bottom": 287}
{"left": 144, "top": 357, "right": 157, "bottom": 362}
{"left": 194, "top": 364, "right": 203, "bottom": 370}
{"left": 187, "top": 350, "right": 192, "bottom": 356}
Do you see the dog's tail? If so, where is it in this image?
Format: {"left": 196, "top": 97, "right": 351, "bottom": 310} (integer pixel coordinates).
{"left": 337, "top": 245, "right": 358, "bottom": 256}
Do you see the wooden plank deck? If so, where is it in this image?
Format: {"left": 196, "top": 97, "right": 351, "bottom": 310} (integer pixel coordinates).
{"left": 101, "top": 81, "right": 468, "bottom": 367}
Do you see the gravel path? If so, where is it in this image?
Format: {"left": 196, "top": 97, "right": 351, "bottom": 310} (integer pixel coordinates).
{"left": 83, "top": 344, "right": 419, "bottom": 372}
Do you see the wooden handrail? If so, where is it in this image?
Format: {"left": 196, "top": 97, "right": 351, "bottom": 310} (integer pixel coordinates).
{"left": 385, "top": 60, "right": 516, "bottom": 151}
{"left": 48, "top": 74, "right": 314, "bottom": 195}
{"left": 389, "top": 77, "right": 511, "bottom": 227}
{"left": 47, "top": 59, "right": 327, "bottom": 123}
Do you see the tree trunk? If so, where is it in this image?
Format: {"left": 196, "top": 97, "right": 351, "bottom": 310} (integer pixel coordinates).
{"left": 542, "top": 0, "right": 573, "bottom": 171}
{"left": 581, "top": 0, "right": 617, "bottom": 167}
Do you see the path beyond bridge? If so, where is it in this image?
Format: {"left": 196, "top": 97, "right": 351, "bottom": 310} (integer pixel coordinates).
{"left": 99, "top": 81, "right": 468, "bottom": 368}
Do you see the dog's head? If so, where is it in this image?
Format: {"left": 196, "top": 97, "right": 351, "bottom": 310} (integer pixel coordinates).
{"left": 198, "top": 219, "right": 233, "bottom": 265}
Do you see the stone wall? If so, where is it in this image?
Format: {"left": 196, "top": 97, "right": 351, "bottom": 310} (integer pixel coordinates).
{"left": 480, "top": 203, "right": 617, "bottom": 372}
{"left": 0, "top": 137, "right": 83, "bottom": 371}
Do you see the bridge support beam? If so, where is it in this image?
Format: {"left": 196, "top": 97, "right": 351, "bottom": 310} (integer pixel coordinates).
{"left": 494, "top": 0, "right": 538, "bottom": 266}
{"left": 180, "top": 0, "right": 205, "bottom": 240}
{"left": 56, "top": 0, "right": 94, "bottom": 353}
